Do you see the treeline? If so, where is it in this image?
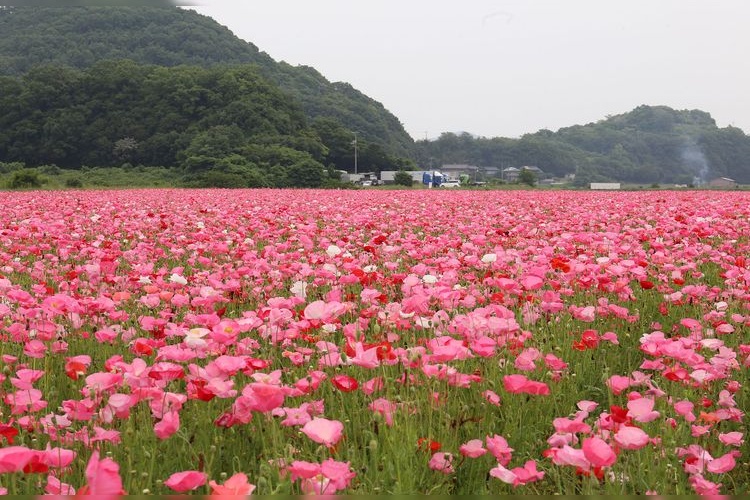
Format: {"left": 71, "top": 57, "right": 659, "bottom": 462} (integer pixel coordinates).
{"left": 0, "top": 61, "right": 412, "bottom": 187}
{"left": 416, "top": 106, "right": 750, "bottom": 184}
{"left": 0, "top": 6, "right": 415, "bottom": 159}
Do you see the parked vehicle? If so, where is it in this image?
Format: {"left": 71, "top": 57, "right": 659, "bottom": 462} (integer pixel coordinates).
{"left": 440, "top": 180, "right": 461, "bottom": 188}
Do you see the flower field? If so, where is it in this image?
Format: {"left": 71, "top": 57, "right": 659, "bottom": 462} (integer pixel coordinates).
{"left": 0, "top": 188, "right": 748, "bottom": 495}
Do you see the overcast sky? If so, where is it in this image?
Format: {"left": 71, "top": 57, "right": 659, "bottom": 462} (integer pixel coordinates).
{"left": 187, "top": 0, "right": 749, "bottom": 140}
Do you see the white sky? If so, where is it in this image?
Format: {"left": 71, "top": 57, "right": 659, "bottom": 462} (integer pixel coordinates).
{"left": 188, "top": 0, "right": 749, "bottom": 140}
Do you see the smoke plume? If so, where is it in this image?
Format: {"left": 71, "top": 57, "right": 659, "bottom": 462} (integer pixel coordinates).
{"left": 681, "top": 141, "right": 710, "bottom": 185}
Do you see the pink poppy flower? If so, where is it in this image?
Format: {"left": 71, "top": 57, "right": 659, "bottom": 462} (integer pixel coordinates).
{"left": 239, "top": 382, "right": 286, "bottom": 413}
{"left": 288, "top": 460, "right": 321, "bottom": 481}
{"left": 706, "top": 451, "right": 739, "bottom": 474}
{"left": 45, "top": 475, "right": 76, "bottom": 495}
{"left": 553, "top": 417, "right": 591, "bottom": 434}
{"left": 459, "top": 439, "right": 487, "bottom": 458}
{"left": 502, "top": 374, "right": 550, "bottom": 395}
{"left": 614, "top": 426, "right": 650, "bottom": 450}
{"left": 5, "top": 388, "right": 47, "bottom": 414}
{"left": 490, "top": 463, "right": 516, "bottom": 484}
{"left": 627, "top": 397, "right": 660, "bottom": 423}
{"left": 82, "top": 450, "right": 125, "bottom": 497}
{"left": 303, "top": 300, "right": 330, "bottom": 321}
{"left": 43, "top": 446, "right": 76, "bottom": 468}
{"left": 520, "top": 275, "right": 544, "bottom": 290}
{"left": 674, "top": 400, "right": 696, "bottom": 422}
{"left": 23, "top": 339, "right": 47, "bottom": 358}
{"left": 486, "top": 434, "right": 514, "bottom": 466}
{"left": 718, "top": 432, "right": 743, "bottom": 447}
{"left": 361, "top": 377, "right": 384, "bottom": 395}
{"left": 689, "top": 474, "right": 721, "bottom": 495}
{"left": 606, "top": 375, "right": 631, "bottom": 395}
{"left": 301, "top": 417, "right": 344, "bottom": 447}
{"left": 209, "top": 472, "right": 256, "bottom": 497}
{"left": 278, "top": 406, "right": 312, "bottom": 426}
{"left": 154, "top": 410, "right": 180, "bottom": 440}
{"left": 492, "top": 460, "right": 545, "bottom": 487}
{"left": 369, "top": 398, "right": 398, "bottom": 426}
{"left": 582, "top": 436, "right": 616, "bottom": 468}
{"left": 165, "top": 470, "right": 207, "bottom": 492}
{"left": 320, "top": 458, "right": 356, "bottom": 490}
{"left": 0, "top": 446, "right": 36, "bottom": 473}
{"left": 549, "top": 445, "right": 589, "bottom": 468}
{"left": 10, "top": 368, "right": 45, "bottom": 389}
{"left": 288, "top": 459, "right": 355, "bottom": 494}
{"left": 428, "top": 452, "right": 454, "bottom": 474}
{"left": 483, "top": 390, "right": 502, "bottom": 406}
{"left": 514, "top": 348, "right": 541, "bottom": 371}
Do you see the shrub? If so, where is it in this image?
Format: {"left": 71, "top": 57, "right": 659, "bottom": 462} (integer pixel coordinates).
{"left": 0, "top": 161, "right": 26, "bottom": 174}
{"left": 38, "top": 164, "right": 61, "bottom": 176}
{"left": 186, "top": 171, "right": 249, "bottom": 188}
{"left": 8, "top": 169, "right": 46, "bottom": 189}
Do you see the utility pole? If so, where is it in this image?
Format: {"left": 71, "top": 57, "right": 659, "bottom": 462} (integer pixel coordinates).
{"left": 353, "top": 132, "right": 358, "bottom": 175}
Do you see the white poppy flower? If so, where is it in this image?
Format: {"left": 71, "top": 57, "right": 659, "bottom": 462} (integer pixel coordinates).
{"left": 481, "top": 253, "right": 497, "bottom": 263}
{"left": 290, "top": 280, "right": 308, "bottom": 299}
{"left": 169, "top": 273, "right": 188, "bottom": 285}
{"left": 326, "top": 245, "right": 342, "bottom": 257}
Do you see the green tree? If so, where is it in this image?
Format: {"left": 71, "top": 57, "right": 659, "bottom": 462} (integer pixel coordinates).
{"left": 394, "top": 170, "right": 413, "bottom": 187}
{"left": 286, "top": 158, "right": 326, "bottom": 188}
{"left": 518, "top": 168, "right": 536, "bottom": 186}
{"left": 113, "top": 137, "right": 138, "bottom": 162}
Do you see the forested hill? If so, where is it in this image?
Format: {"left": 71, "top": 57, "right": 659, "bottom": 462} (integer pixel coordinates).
{"left": 417, "top": 106, "right": 750, "bottom": 185}
{"left": 0, "top": 6, "right": 415, "bottom": 158}
{"left": 416, "top": 106, "right": 750, "bottom": 185}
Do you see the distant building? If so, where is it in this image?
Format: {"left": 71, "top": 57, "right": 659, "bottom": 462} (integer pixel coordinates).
{"left": 708, "top": 177, "right": 738, "bottom": 188}
{"left": 590, "top": 183, "right": 621, "bottom": 190}
{"left": 521, "top": 166, "right": 544, "bottom": 175}
{"left": 440, "top": 164, "right": 479, "bottom": 178}
{"left": 482, "top": 165, "right": 501, "bottom": 177}
{"left": 502, "top": 166, "right": 544, "bottom": 183}
{"left": 502, "top": 167, "right": 520, "bottom": 182}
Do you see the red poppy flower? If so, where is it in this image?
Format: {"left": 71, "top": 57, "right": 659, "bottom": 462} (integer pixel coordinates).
{"left": 188, "top": 380, "right": 215, "bottom": 402}
{"left": 331, "top": 375, "right": 359, "bottom": 392}
{"left": 417, "top": 438, "right": 441, "bottom": 453}
{"left": 609, "top": 405, "right": 630, "bottom": 424}
{"left": 581, "top": 330, "right": 599, "bottom": 349}
{"left": 214, "top": 413, "right": 236, "bottom": 428}
{"left": 550, "top": 257, "right": 571, "bottom": 273}
{"left": 658, "top": 302, "right": 669, "bottom": 316}
{"left": 65, "top": 360, "right": 88, "bottom": 380}
{"left": 0, "top": 422, "right": 18, "bottom": 445}
{"left": 572, "top": 340, "right": 586, "bottom": 351}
